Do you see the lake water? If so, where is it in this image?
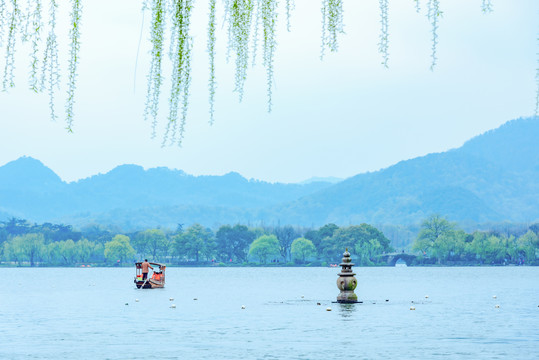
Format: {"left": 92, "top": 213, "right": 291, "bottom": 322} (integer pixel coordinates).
{"left": 2, "top": 266, "right": 538, "bottom": 359}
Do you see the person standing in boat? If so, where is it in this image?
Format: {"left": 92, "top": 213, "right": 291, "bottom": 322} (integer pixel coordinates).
{"left": 141, "top": 259, "right": 153, "bottom": 280}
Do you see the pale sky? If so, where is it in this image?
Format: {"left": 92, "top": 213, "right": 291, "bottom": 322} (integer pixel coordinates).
{"left": 0, "top": 0, "right": 537, "bottom": 183}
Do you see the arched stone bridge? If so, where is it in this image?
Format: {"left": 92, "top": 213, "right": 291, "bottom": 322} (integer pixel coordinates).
{"left": 378, "top": 252, "right": 417, "bottom": 266}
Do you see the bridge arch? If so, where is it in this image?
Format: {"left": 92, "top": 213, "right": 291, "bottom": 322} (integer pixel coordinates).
{"left": 379, "top": 253, "right": 417, "bottom": 266}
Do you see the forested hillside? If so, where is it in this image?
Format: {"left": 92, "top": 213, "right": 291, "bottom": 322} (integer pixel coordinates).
{"left": 0, "top": 117, "right": 537, "bottom": 230}
{"left": 269, "top": 117, "right": 539, "bottom": 225}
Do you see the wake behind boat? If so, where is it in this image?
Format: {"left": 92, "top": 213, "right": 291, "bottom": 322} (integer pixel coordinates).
{"left": 134, "top": 262, "right": 166, "bottom": 289}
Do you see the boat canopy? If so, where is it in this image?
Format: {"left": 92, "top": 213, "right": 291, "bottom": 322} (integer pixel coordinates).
{"left": 135, "top": 262, "right": 166, "bottom": 270}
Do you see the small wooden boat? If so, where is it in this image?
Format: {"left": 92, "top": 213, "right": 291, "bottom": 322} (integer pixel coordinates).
{"left": 134, "top": 262, "right": 166, "bottom": 289}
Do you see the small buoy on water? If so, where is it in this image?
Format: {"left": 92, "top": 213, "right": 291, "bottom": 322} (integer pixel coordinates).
{"left": 493, "top": 295, "right": 497, "bottom": 299}
{"left": 169, "top": 298, "right": 174, "bottom": 301}
{"left": 135, "top": 299, "right": 139, "bottom": 302}
{"left": 385, "top": 299, "right": 389, "bottom": 302}
{"left": 170, "top": 304, "right": 176, "bottom": 308}
{"left": 317, "top": 302, "right": 321, "bottom": 306}
{"left": 425, "top": 295, "right": 429, "bottom": 299}
{"left": 410, "top": 306, "right": 416, "bottom": 310}
{"left": 301, "top": 295, "right": 304, "bottom": 298}
{"left": 241, "top": 305, "right": 246, "bottom": 309}
{"left": 326, "top": 307, "right": 332, "bottom": 311}
{"left": 125, "top": 303, "right": 129, "bottom": 306}
{"left": 193, "top": 298, "right": 198, "bottom": 301}
{"left": 495, "top": 304, "right": 500, "bottom": 308}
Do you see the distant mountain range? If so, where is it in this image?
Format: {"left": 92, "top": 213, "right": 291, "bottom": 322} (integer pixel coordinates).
{"left": 0, "top": 117, "right": 537, "bottom": 230}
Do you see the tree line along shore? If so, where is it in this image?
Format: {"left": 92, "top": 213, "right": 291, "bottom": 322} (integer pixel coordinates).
{"left": 1, "top": 215, "right": 538, "bottom": 267}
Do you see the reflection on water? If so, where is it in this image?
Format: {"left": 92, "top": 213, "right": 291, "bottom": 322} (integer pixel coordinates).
{"left": 2, "top": 266, "right": 539, "bottom": 359}
{"left": 337, "top": 303, "right": 357, "bottom": 320}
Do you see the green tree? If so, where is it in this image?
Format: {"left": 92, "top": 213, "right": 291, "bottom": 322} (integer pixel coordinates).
{"left": 132, "top": 229, "right": 165, "bottom": 259}
{"left": 430, "top": 229, "right": 467, "bottom": 264}
{"left": 80, "top": 223, "right": 117, "bottom": 244}
{"left": 215, "top": 224, "right": 255, "bottom": 263}
{"left": 59, "top": 240, "right": 78, "bottom": 265}
{"left": 75, "top": 238, "right": 102, "bottom": 263}
{"left": 517, "top": 230, "right": 539, "bottom": 264}
{"left": 134, "top": 229, "right": 168, "bottom": 260}
{"left": 273, "top": 225, "right": 299, "bottom": 262}
{"left": 468, "top": 231, "right": 488, "bottom": 264}
{"left": 3, "top": 234, "right": 45, "bottom": 266}
{"left": 45, "top": 242, "right": 63, "bottom": 265}
{"left": 305, "top": 223, "right": 339, "bottom": 255}
{"left": 249, "top": 235, "right": 280, "bottom": 264}
{"left": 2, "top": 218, "right": 32, "bottom": 236}
{"left": 321, "top": 224, "right": 392, "bottom": 264}
{"left": 412, "top": 214, "right": 455, "bottom": 260}
{"left": 174, "top": 224, "right": 214, "bottom": 262}
{"left": 291, "top": 237, "right": 316, "bottom": 264}
{"left": 13, "top": 233, "right": 46, "bottom": 266}
{"left": 104, "top": 235, "right": 135, "bottom": 264}
{"left": 3, "top": 241, "right": 22, "bottom": 265}
{"left": 484, "top": 235, "right": 506, "bottom": 264}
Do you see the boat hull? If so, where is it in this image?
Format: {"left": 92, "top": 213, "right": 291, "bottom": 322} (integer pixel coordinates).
{"left": 134, "top": 279, "right": 165, "bottom": 289}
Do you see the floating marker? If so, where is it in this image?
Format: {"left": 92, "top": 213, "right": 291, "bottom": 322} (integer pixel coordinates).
{"left": 135, "top": 299, "right": 139, "bottom": 302}
{"left": 410, "top": 306, "right": 416, "bottom": 310}
{"left": 317, "top": 302, "right": 321, "bottom": 306}
{"left": 385, "top": 299, "right": 389, "bottom": 302}
{"left": 169, "top": 298, "right": 174, "bottom": 301}
{"left": 301, "top": 295, "right": 304, "bottom": 298}
{"left": 125, "top": 303, "right": 129, "bottom": 306}
{"left": 493, "top": 295, "right": 497, "bottom": 299}
{"left": 193, "top": 298, "right": 198, "bottom": 301}
{"left": 170, "top": 304, "right": 176, "bottom": 308}
{"left": 425, "top": 295, "right": 429, "bottom": 299}
{"left": 241, "top": 305, "right": 246, "bottom": 309}
{"left": 326, "top": 307, "right": 332, "bottom": 311}
{"left": 495, "top": 304, "right": 500, "bottom": 308}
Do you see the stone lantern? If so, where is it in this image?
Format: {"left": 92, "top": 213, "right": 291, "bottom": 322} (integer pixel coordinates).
{"left": 336, "top": 248, "right": 359, "bottom": 303}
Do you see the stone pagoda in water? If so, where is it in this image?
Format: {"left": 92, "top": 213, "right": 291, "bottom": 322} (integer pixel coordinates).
{"left": 336, "top": 248, "right": 359, "bottom": 303}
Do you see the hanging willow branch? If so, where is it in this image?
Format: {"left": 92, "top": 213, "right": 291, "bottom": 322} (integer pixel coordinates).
{"left": 427, "top": 0, "right": 442, "bottom": 71}
{"left": 4, "top": 1, "right": 537, "bottom": 142}
{"left": 285, "top": 0, "right": 294, "bottom": 32}
{"left": 163, "top": 0, "right": 193, "bottom": 146}
{"left": 66, "top": 0, "right": 82, "bottom": 132}
{"left": 320, "top": 0, "right": 344, "bottom": 59}
{"left": 535, "top": 37, "right": 538, "bottom": 117}
{"left": 251, "top": 0, "right": 260, "bottom": 66}
{"left": 207, "top": 0, "right": 216, "bottom": 124}
{"left": 378, "top": 0, "right": 389, "bottom": 68}
{"left": 227, "top": 0, "right": 254, "bottom": 102}
{"left": 41, "top": 0, "right": 60, "bottom": 120}
{"left": 481, "top": 0, "right": 493, "bottom": 14}
{"left": 2, "top": 0, "right": 20, "bottom": 90}
{"left": 28, "top": 0, "right": 42, "bottom": 92}
{"left": 1, "top": 0, "right": 82, "bottom": 126}
{"left": 0, "top": 1, "right": 7, "bottom": 47}
{"left": 261, "top": 0, "right": 277, "bottom": 112}
{"left": 144, "top": 0, "right": 164, "bottom": 138}
{"left": 413, "top": 0, "right": 420, "bottom": 13}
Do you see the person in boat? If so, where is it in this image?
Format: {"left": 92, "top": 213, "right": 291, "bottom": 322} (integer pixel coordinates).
{"left": 141, "top": 259, "right": 153, "bottom": 280}
{"left": 151, "top": 270, "right": 162, "bottom": 281}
